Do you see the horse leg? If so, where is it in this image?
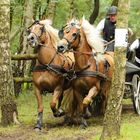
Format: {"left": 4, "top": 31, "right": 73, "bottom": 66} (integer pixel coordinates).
{"left": 83, "top": 86, "right": 98, "bottom": 107}
{"left": 72, "top": 89, "right": 88, "bottom": 129}
{"left": 50, "top": 86, "right": 64, "bottom": 117}
{"left": 34, "top": 86, "right": 43, "bottom": 130}
{"left": 101, "top": 82, "right": 110, "bottom": 114}
{"left": 57, "top": 91, "right": 63, "bottom": 109}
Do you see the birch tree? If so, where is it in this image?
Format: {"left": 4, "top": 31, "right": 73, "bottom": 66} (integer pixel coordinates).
{"left": 100, "top": 0, "right": 130, "bottom": 139}
{"left": 0, "top": 0, "right": 19, "bottom": 126}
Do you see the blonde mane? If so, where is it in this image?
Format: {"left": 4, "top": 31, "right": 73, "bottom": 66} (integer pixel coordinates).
{"left": 81, "top": 17, "right": 105, "bottom": 61}
{"left": 40, "top": 19, "right": 60, "bottom": 48}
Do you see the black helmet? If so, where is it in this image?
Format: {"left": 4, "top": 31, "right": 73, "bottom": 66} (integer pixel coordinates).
{"left": 107, "top": 6, "right": 118, "bottom": 15}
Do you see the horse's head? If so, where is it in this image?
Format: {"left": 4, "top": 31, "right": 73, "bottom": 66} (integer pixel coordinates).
{"left": 27, "top": 19, "right": 53, "bottom": 47}
{"left": 57, "top": 19, "right": 81, "bottom": 53}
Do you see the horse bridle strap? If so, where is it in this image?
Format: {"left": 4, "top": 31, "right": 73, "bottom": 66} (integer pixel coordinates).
{"left": 27, "top": 21, "right": 46, "bottom": 46}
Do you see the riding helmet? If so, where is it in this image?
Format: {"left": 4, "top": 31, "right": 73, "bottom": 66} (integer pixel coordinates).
{"left": 107, "top": 6, "right": 118, "bottom": 15}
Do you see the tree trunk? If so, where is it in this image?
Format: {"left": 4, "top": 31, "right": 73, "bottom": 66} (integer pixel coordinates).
{"left": 14, "top": 0, "right": 33, "bottom": 95}
{"left": 46, "top": 0, "right": 57, "bottom": 23}
{"left": 41, "top": 0, "right": 50, "bottom": 19}
{"left": 68, "top": 0, "right": 78, "bottom": 19}
{"left": 89, "top": 0, "right": 99, "bottom": 24}
{"left": 0, "top": 0, "right": 18, "bottom": 126}
{"left": 111, "top": 0, "right": 119, "bottom": 6}
{"left": 33, "top": 0, "right": 41, "bottom": 19}
{"left": 100, "top": 0, "right": 130, "bottom": 139}
{"left": 10, "top": 0, "right": 15, "bottom": 30}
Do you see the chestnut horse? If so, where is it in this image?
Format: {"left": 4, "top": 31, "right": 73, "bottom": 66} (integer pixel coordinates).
{"left": 27, "top": 20, "right": 74, "bottom": 130}
{"left": 57, "top": 18, "right": 114, "bottom": 127}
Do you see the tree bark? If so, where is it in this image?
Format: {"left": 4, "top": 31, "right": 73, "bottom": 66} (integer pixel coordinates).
{"left": 0, "top": 0, "right": 18, "bottom": 126}
{"left": 100, "top": 0, "right": 130, "bottom": 139}
{"left": 89, "top": 0, "right": 99, "bottom": 24}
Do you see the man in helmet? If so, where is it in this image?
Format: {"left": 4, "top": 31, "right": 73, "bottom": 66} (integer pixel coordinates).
{"left": 96, "top": 6, "right": 118, "bottom": 52}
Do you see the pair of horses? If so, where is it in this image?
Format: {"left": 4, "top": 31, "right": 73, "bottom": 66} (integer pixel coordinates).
{"left": 27, "top": 18, "right": 114, "bottom": 130}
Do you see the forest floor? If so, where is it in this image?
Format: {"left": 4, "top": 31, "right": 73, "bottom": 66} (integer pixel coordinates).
{"left": 0, "top": 93, "right": 139, "bottom": 140}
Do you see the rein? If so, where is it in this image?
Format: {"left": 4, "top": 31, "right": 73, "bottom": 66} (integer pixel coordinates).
{"left": 70, "top": 49, "right": 96, "bottom": 56}
{"left": 34, "top": 47, "right": 76, "bottom": 81}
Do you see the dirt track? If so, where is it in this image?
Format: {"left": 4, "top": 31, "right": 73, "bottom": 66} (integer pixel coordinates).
{"left": 0, "top": 103, "right": 136, "bottom": 140}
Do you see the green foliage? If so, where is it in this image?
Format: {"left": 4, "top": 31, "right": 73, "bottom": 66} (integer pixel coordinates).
{"left": 10, "top": 0, "right": 140, "bottom": 53}
{"left": 129, "top": 0, "right": 140, "bottom": 37}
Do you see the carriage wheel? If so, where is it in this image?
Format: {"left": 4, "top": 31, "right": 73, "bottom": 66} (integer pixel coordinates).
{"left": 132, "top": 74, "right": 140, "bottom": 115}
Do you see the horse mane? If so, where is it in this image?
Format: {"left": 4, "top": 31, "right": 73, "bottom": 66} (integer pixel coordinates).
{"left": 81, "top": 17, "right": 105, "bottom": 61}
{"left": 81, "top": 18, "right": 104, "bottom": 53}
{"left": 41, "top": 19, "right": 60, "bottom": 49}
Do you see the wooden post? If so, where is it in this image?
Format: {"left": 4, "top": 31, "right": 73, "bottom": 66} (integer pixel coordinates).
{"left": 100, "top": 1, "right": 130, "bottom": 139}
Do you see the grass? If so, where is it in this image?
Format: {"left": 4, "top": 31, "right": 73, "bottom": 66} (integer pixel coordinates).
{"left": 0, "top": 91, "right": 140, "bottom": 140}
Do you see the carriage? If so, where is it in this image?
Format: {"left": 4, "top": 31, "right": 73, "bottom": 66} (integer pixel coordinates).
{"left": 124, "top": 61, "right": 140, "bottom": 115}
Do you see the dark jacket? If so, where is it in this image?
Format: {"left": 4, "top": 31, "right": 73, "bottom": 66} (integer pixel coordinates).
{"left": 103, "top": 18, "right": 116, "bottom": 42}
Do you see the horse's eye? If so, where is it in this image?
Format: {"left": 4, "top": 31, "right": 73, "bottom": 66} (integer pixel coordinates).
{"left": 72, "top": 33, "right": 77, "bottom": 40}
{"left": 58, "top": 29, "right": 64, "bottom": 39}
{"left": 72, "top": 33, "right": 77, "bottom": 37}
{"left": 40, "top": 26, "right": 45, "bottom": 32}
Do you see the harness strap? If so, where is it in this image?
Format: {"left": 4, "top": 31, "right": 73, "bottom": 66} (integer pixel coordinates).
{"left": 76, "top": 70, "right": 110, "bottom": 81}
{"left": 33, "top": 64, "right": 67, "bottom": 73}
{"left": 33, "top": 64, "right": 76, "bottom": 81}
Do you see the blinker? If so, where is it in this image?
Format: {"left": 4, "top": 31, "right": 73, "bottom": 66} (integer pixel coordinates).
{"left": 58, "top": 29, "right": 64, "bottom": 39}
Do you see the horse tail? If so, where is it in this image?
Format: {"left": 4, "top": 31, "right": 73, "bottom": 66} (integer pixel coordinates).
{"left": 60, "top": 87, "right": 74, "bottom": 116}
{"left": 60, "top": 87, "right": 83, "bottom": 118}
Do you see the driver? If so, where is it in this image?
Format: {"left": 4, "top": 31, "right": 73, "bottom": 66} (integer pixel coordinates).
{"left": 96, "top": 6, "right": 117, "bottom": 52}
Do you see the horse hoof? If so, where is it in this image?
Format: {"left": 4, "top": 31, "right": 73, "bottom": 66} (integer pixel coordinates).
{"left": 34, "top": 127, "right": 41, "bottom": 132}
{"left": 53, "top": 111, "right": 59, "bottom": 117}
{"left": 83, "top": 113, "right": 91, "bottom": 119}
{"left": 80, "top": 118, "right": 88, "bottom": 129}
{"left": 80, "top": 124, "right": 87, "bottom": 129}
{"left": 34, "top": 124, "right": 42, "bottom": 131}
{"left": 58, "top": 108, "right": 65, "bottom": 117}
{"left": 53, "top": 108, "right": 65, "bottom": 117}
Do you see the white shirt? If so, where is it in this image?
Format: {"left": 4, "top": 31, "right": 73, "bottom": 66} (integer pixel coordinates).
{"left": 129, "top": 39, "right": 140, "bottom": 63}
{"left": 96, "top": 18, "right": 105, "bottom": 35}
{"left": 129, "top": 39, "right": 139, "bottom": 51}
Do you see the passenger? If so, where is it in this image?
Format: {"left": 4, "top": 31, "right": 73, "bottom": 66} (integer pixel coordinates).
{"left": 129, "top": 38, "right": 140, "bottom": 67}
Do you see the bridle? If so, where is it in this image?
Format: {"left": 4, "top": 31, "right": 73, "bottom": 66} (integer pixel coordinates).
{"left": 59, "top": 24, "right": 99, "bottom": 57}
{"left": 27, "top": 20, "right": 46, "bottom": 46}
{"left": 58, "top": 23, "right": 81, "bottom": 51}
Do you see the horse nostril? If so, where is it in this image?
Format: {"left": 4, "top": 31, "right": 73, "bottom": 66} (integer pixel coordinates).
{"left": 57, "top": 45, "right": 65, "bottom": 53}
{"left": 31, "top": 36, "right": 34, "bottom": 40}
